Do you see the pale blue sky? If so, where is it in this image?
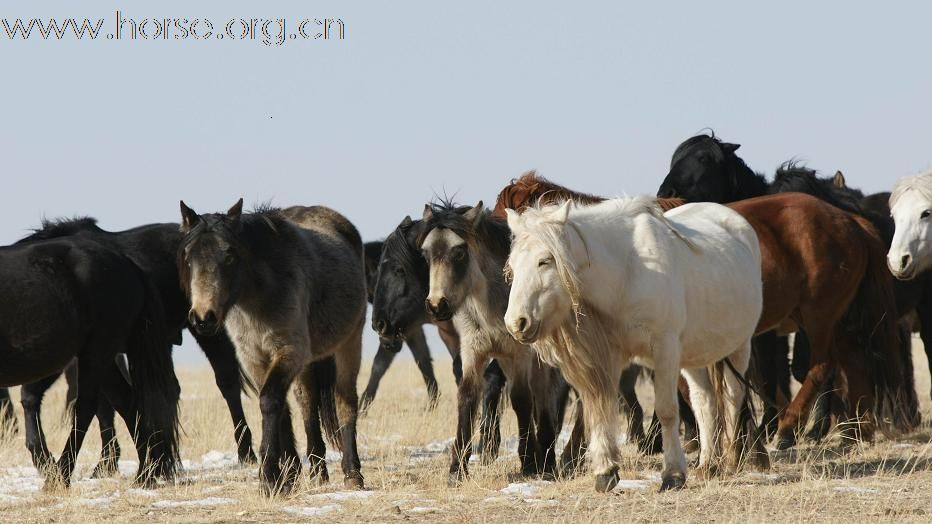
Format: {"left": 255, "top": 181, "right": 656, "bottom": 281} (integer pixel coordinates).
{"left": 4, "top": 1, "right": 932, "bottom": 366}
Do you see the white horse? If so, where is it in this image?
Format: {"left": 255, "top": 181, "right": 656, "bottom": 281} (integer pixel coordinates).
{"left": 503, "top": 197, "right": 767, "bottom": 492}
{"left": 889, "top": 171, "right": 932, "bottom": 279}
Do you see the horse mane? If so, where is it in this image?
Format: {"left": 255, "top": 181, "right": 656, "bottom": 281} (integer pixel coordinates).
{"left": 770, "top": 162, "right": 863, "bottom": 214}
{"left": 381, "top": 219, "right": 424, "bottom": 275}
{"left": 494, "top": 171, "right": 604, "bottom": 216}
{"left": 420, "top": 199, "right": 511, "bottom": 260}
{"left": 16, "top": 216, "right": 102, "bottom": 244}
{"left": 890, "top": 170, "right": 932, "bottom": 209}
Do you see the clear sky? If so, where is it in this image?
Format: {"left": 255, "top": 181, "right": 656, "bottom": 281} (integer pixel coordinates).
{"left": 4, "top": 1, "right": 932, "bottom": 366}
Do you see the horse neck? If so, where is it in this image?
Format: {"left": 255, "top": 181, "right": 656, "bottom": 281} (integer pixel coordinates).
{"left": 461, "top": 243, "right": 510, "bottom": 332}
{"left": 730, "top": 163, "right": 769, "bottom": 201}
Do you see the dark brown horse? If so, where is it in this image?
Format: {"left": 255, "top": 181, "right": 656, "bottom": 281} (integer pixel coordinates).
{"left": 496, "top": 173, "right": 918, "bottom": 446}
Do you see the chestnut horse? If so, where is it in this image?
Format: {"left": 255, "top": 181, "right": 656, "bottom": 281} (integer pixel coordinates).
{"left": 496, "top": 173, "right": 918, "bottom": 446}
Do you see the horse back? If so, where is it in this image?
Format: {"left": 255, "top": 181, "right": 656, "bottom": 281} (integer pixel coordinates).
{"left": 280, "top": 205, "right": 363, "bottom": 258}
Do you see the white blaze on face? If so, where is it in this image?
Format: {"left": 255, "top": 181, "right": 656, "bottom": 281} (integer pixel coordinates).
{"left": 188, "top": 257, "right": 222, "bottom": 321}
{"left": 889, "top": 190, "right": 932, "bottom": 279}
{"left": 422, "top": 228, "right": 465, "bottom": 308}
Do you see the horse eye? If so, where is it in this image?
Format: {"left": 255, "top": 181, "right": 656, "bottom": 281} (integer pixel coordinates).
{"left": 538, "top": 258, "right": 550, "bottom": 267}
{"left": 394, "top": 266, "right": 405, "bottom": 276}
{"left": 921, "top": 210, "right": 931, "bottom": 220}
{"left": 453, "top": 249, "right": 466, "bottom": 261}
{"left": 223, "top": 253, "right": 236, "bottom": 265}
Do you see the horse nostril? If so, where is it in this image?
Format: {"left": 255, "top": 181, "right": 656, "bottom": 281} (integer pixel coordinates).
{"left": 517, "top": 317, "right": 528, "bottom": 333}
{"left": 374, "top": 319, "right": 387, "bottom": 335}
{"left": 203, "top": 310, "right": 217, "bottom": 325}
{"left": 902, "top": 254, "right": 911, "bottom": 270}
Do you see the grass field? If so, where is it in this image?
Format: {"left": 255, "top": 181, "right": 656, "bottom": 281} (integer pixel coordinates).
{"left": 1, "top": 342, "right": 932, "bottom": 523}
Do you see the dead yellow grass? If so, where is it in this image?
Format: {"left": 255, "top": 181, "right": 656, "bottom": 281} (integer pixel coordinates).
{"left": 1, "top": 341, "right": 932, "bottom": 523}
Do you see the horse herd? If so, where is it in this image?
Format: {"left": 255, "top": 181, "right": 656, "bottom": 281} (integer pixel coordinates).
{"left": 2, "top": 132, "right": 932, "bottom": 496}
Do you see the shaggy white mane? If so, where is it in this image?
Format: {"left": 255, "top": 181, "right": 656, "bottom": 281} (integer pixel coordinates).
{"left": 890, "top": 170, "right": 932, "bottom": 208}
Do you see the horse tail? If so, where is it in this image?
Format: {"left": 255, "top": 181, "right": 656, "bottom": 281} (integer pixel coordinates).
{"left": 127, "top": 273, "right": 181, "bottom": 481}
{"left": 845, "top": 216, "right": 919, "bottom": 433}
{"left": 310, "top": 356, "right": 343, "bottom": 451}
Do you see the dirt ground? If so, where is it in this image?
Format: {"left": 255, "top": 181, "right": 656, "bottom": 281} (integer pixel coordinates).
{"left": 1, "top": 340, "right": 931, "bottom": 523}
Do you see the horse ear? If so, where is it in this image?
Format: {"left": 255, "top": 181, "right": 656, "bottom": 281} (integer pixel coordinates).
{"left": 833, "top": 171, "right": 847, "bottom": 188}
{"left": 422, "top": 205, "right": 434, "bottom": 222}
{"left": 547, "top": 200, "right": 571, "bottom": 224}
{"left": 180, "top": 201, "right": 200, "bottom": 231}
{"left": 463, "top": 201, "right": 484, "bottom": 227}
{"left": 227, "top": 198, "right": 244, "bottom": 221}
{"left": 400, "top": 215, "right": 414, "bottom": 228}
{"left": 721, "top": 142, "right": 741, "bottom": 154}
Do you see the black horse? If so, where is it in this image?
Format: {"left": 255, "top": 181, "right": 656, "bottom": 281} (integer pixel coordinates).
{"left": 0, "top": 387, "right": 17, "bottom": 433}
{"left": 360, "top": 239, "right": 462, "bottom": 410}
{"left": 368, "top": 216, "right": 508, "bottom": 461}
{"left": 11, "top": 217, "right": 258, "bottom": 476}
{"left": 0, "top": 234, "right": 180, "bottom": 488}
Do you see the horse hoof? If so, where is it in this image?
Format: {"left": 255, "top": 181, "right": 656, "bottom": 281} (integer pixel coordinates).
{"left": 239, "top": 450, "right": 258, "bottom": 465}
{"left": 343, "top": 472, "right": 365, "bottom": 490}
{"left": 91, "top": 463, "right": 118, "bottom": 479}
{"left": 659, "top": 473, "right": 686, "bottom": 492}
{"left": 594, "top": 469, "right": 620, "bottom": 493}
{"left": 447, "top": 470, "right": 467, "bottom": 488}
{"left": 775, "top": 434, "right": 796, "bottom": 451}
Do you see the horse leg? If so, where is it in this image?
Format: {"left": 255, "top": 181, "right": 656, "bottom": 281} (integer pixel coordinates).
{"left": 437, "top": 320, "right": 463, "bottom": 385}
{"left": 775, "top": 355, "right": 834, "bottom": 451}
{"left": 406, "top": 326, "right": 441, "bottom": 409}
{"left": 90, "top": 397, "right": 120, "bottom": 478}
{"left": 502, "top": 359, "right": 538, "bottom": 478}
{"left": 618, "top": 365, "right": 649, "bottom": 453}
{"left": 752, "top": 332, "right": 788, "bottom": 441}
{"left": 834, "top": 327, "right": 877, "bottom": 443}
{"left": 681, "top": 367, "right": 719, "bottom": 478}
{"left": 678, "top": 378, "right": 700, "bottom": 453}
{"left": 449, "top": 349, "right": 486, "bottom": 486}
{"left": 559, "top": 397, "right": 587, "bottom": 478}
{"left": 722, "top": 342, "right": 769, "bottom": 472}
{"left": 194, "top": 331, "right": 257, "bottom": 464}
{"left": 533, "top": 370, "right": 569, "bottom": 480}
{"left": 478, "top": 359, "right": 505, "bottom": 465}
{"left": 48, "top": 357, "right": 102, "bottom": 490}
{"left": 793, "top": 331, "right": 831, "bottom": 442}
{"left": 0, "top": 388, "right": 16, "bottom": 435}
{"left": 294, "top": 363, "right": 329, "bottom": 485}
{"left": 277, "top": 396, "right": 301, "bottom": 490}
{"left": 654, "top": 335, "right": 687, "bottom": 492}
{"left": 359, "top": 342, "right": 397, "bottom": 413}
{"left": 258, "top": 360, "right": 299, "bottom": 496}
{"left": 577, "top": 372, "right": 622, "bottom": 492}
{"left": 917, "top": 302, "right": 932, "bottom": 399}
{"left": 64, "top": 360, "right": 78, "bottom": 415}
{"left": 20, "top": 373, "right": 61, "bottom": 474}
{"left": 334, "top": 335, "right": 365, "bottom": 490}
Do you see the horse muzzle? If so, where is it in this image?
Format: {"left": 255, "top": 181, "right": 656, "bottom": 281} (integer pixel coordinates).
{"left": 425, "top": 297, "right": 453, "bottom": 322}
{"left": 188, "top": 309, "right": 222, "bottom": 335}
{"left": 507, "top": 315, "right": 541, "bottom": 345}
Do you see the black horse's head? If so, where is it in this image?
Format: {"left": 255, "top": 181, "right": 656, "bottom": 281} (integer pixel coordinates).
{"left": 178, "top": 199, "right": 249, "bottom": 335}
{"left": 370, "top": 216, "right": 428, "bottom": 352}
{"left": 657, "top": 133, "right": 764, "bottom": 203}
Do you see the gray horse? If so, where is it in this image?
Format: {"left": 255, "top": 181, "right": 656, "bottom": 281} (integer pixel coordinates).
{"left": 178, "top": 200, "right": 367, "bottom": 496}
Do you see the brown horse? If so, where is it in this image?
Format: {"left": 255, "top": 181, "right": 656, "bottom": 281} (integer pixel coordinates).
{"left": 496, "top": 172, "right": 918, "bottom": 447}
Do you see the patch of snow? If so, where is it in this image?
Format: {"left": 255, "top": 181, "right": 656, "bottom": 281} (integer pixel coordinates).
{"left": 118, "top": 460, "right": 139, "bottom": 476}
{"left": 0, "top": 493, "right": 22, "bottom": 504}
{"left": 893, "top": 443, "right": 915, "bottom": 449}
{"left": 152, "top": 497, "right": 236, "bottom": 508}
{"left": 0, "top": 466, "right": 41, "bottom": 495}
{"left": 409, "top": 506, "right": 440, "bottom": 513}
{"left": 499, "top": 481, "right": 552, "bottom": 497}
{"left": 613, "top": 479, "right": 651, "bottom": 491}
{"left": 283, "top": 504, "right": 341, "bottom": 517}
{"left": 834, "top": 486, "right": 879, "bottom": 494}
{"left": 310, "top": 490, "right": 376, "bottom": 502}
{"left": 79, "top": 495, "right": 115, "bottom": 507}
{"left": 182, "top": 450, "right": 238, "bottom": 471}
{"left": 523, "top": 498, "right": 559, "bottom": 506}
{"left": 126, "top": 488, "right": 159, "bottom": 498}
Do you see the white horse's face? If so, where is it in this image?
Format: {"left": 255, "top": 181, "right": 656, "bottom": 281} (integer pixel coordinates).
{"left": 889, "top": 189, "right": 932, "bottom": 279}
{"left": 504, "top": 206, "right": 574, "bottom": 344}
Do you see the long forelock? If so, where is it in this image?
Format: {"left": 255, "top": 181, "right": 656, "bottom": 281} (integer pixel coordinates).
{"left": 891, "top": 171, "right": 932, "bottom": 209}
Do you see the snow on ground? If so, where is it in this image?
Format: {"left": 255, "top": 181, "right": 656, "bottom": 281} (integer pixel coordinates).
{"left": 152, "top": 497, "right": 237, "bottom": 508}
{"left": 283, "top": 504, "right": 341, "bottom": 517}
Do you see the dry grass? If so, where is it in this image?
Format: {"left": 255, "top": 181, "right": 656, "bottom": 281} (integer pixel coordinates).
{"left": 2, "top": 342, "right": 932, "bottom": 523}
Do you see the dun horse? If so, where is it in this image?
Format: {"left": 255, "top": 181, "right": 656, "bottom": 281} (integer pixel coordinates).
{"left": 368, "top": 217, "right": 509, "bottom": 460}
{"left": 504, "top": 197, "right": 767, "bottom": 492}
{"left": 418, "top": 201, "right": 570, "bottom": 484}
{"left": 179, "top": 200, "right": 367, "bottom": 495}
